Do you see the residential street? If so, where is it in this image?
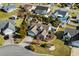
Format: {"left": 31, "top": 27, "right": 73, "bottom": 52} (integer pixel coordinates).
{"left": 0, "top": 45, "right": 39, "bottom": 56}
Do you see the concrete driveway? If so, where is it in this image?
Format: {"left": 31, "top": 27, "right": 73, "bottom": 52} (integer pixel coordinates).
{"left": 19, "top": 36, "right": 33, "bottom": 47}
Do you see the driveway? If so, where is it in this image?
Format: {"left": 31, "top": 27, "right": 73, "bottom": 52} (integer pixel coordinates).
{"left": 19, "top": 36, "right": 33, "bottom": 47}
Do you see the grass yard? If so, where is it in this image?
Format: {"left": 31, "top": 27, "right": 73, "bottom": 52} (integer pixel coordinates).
{"left": 0, "top": 10, "right": 17, "bottom": 20}
{"left": 57, "top": 27, "right": 65, "bottom": 32}
{"left": 0, "top": 35, "right": 5, "bottom": 46}
{"left": 31, "top": 39, "right": 71, "bottom": 56}
{"left": 66, "top": 24, "right": 76, "bottom": 29}
{"left": 15, "top": 18, "right": 23, "bottom": 27}
{"left": 51, "top": 5, "right": 59, "bottom": 13}
{"left": 69, "top": 9, "right": 78, "bottom": 18}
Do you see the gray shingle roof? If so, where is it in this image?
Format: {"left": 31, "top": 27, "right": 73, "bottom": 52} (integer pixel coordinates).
{"left": 35, "top": 6, "right": 48, "bottom": 11}
{"left": 2, "top": 4, "right": 16, "bottom": 12}
{"left": 56, "top": 9, "right": 68, "bottom": 17}
{"left": 64, "top": 28, "right": 79, "bottom": 37}
{"left": 0, "top": 19, "right": 15, "bottom": 32}
{"left": 0, "top": 20, "right": 8, "bottom": 31}
{"left": 7, "top": 21, "right": 15, "bottom": 31}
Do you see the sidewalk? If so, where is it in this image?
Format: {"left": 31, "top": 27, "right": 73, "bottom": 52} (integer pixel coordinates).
{"left": 71, "top": 47, "right": 79, "bottom": 56}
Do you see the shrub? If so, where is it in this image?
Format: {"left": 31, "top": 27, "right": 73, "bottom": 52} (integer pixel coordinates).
{"left": 40, "top": 43, "right": 48, "bottom": 48}
{"left": 25, "top": 45, "right": 35, "bottom": 51}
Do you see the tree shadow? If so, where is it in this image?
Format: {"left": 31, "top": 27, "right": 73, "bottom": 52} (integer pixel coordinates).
{"left": 55, "top": 31, "right": 64, "bottom": 39}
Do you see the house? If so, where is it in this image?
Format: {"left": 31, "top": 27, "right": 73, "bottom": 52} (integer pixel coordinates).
{"left": 0, "top": 19, "right": 16, "bottom": 35}
{"left": 28, "top": 22, "right": 53, "bottom": 39}
{"left": 52, "top": 8, "right": 69, "bottom": 23}
{"left": 34, "top": 5, "right": 50, "bottom": 15}
{"left": 37, "top": 29, "right": 48, "bottom": 40}
{"left": 66, "top": 3, "right": 72, "bottom": 8}
{"left": 28, "top": 22, "right": 43, "bottom": 37}
{"left": 63, "top": 28, "right": 79, "bottom": 45}
{"left": 68, "top": 14, "right": 79, "bottom": 27}
{"left": 2, "top": 4, "right": 16, "bottom": 13}
{"left": 28, "top": 25, "right": 38, "bottom": 36}
{"left": 37, "top": 25, "right": 49, "bottom": 39}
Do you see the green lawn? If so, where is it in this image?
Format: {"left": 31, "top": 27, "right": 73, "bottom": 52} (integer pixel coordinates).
{"left": 0, "top": 10, "right": 17, "bottom": 20}
{"left": 15, "top": 18, "right": 23, "bottom": 27}
{"left": 68, "top": 9, "right": 78, "bottom": 18}
{"left": 0, "top": 35, "right": 5, "bottom": 46}
{"left": 32, "top": 39, "right": 71, "bottom": 56}
{"left": 51, "top": 5, "right": 59, "bottom": 13}
{"left": 66, "top": 24, "right": 76, "bottom": 29}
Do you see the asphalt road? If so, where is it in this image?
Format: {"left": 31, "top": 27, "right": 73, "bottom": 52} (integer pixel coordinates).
{"left": 0, "top": 45, "right": 39, "bottom": 56}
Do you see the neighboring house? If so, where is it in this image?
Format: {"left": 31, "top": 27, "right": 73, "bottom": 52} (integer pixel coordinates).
{"left": 52, "top": 8, "right": 69, "bottom": 23}
{"left": 34, "top": 5, "right": 50, "bottom": 15}
{"left": 0, "top": 19, "right": 16, "bottom": 35}
{"left": 2, "top": 20, "right": 16, "bottom": 35}
{"left": 68, "top": 14, "right": 79, "bottom": 26}
{"left": 2, "top": 4, "right": 16, "bottom": 13}
{"left": 0, "top": 20, "right": 8, "bottom": 33}
{"left": 63, "top": 28, "right": 79, "bottom": 45}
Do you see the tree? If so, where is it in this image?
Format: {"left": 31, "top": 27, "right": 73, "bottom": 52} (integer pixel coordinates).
{"left": 48, "top": 16, "right": 54, "bottom": 23}
{"left": 25, "top": 45, "right": 35, "bottom": 51}
{"left": 51, "top": 18, "right": 61, "bottom": 27}
{"left": 72, "top": 3, "right": 79, "bottom": 9}
{"left": 64, "top": 37, "right": 71, "bottom": 45}
{"left": 40, "top": 43, "right": 48, "bottom": 48}
{"left": 19, "top": 20, "right": 27, "bottom": 38}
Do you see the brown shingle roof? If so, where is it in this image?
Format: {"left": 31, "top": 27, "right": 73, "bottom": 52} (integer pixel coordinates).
{"left": 24, "top": 4, "right": 33, "bottom": 11}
